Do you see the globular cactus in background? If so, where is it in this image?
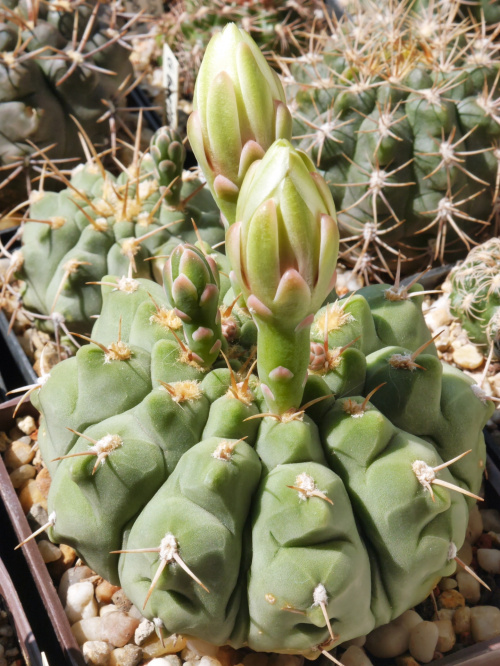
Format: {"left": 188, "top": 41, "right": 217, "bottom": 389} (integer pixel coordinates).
{"left": 11, "top": 126, "right": 224, "bottom": 335}
{"left": 152, "top": 0, "right": 326, "bottom": 100}
{"left": 29, "top": 26, "right": 494, "bottom": 659}
{"left": 449, "top": 238, "right": 500, "bottom": 358}
{"left": 283, "top": 0, "right": 500, "bottom": 283}
{"left": 0, "top": 0, "right": 137, "bottom": 206}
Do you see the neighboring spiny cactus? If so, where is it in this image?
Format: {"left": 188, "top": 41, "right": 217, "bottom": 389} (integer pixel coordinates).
{"left": 9, "top": 127, "right": 224, "bottom": 335}
{"left": 449, "top": 237, "right": 500, "bottom": 357}
{"left": 28, "top": 25, "right": 493, "bottom": 659}
{"left": 283, "top": 0, "right": 499, "bottom": 283}
{"left": 0, "top": 0, "right": 137, "bottom": 205}
{"left": 153, "top": 0, "right": 327, "bottom": 100}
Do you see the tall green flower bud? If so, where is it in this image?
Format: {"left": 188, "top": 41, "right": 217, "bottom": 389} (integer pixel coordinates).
{"left": 187, "top": 23, "right": 292, "bottom": 227}
{"left": 227, "top": 140, "right": 339, "bottom": 414}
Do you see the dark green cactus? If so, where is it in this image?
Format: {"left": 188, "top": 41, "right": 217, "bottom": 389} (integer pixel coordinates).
{"left": 30, "top": 24, "right": 493, "bottom": 659}
{"left": 15, "top": 128, "right": 224, "bottom": 334}
{"left": 449, "top": 238, "right": 500, "bottom": 358}
{"left": 284, "top": 0, "right": 499, "bottom": 282}
{"left": 0, "top": 0, "right": 137, "bottom": 205}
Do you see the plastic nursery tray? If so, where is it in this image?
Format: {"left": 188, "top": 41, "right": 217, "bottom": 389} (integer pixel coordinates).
{"left": 1, "top": 398, "right": 500, "bottom": 666}
{"left": 0, "top": 398, "right": 85, "bottom": 666}
{"left": 0, "top": 553, "right": 44, "bottom": 666}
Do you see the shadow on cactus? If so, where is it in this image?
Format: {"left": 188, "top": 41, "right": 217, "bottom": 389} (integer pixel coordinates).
{"left": 6, "top": 124, "right": 224, "bottom": 338}
{"left": 26, "top": 23, "right": 494, "bottom": 660}
{"left": 282, "top": 0, "right": 500, "bottom": 283}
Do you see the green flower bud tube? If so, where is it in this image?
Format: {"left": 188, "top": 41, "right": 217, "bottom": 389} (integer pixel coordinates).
{"left": 187, "top": 23, "right": 292, "bottom": 227}
{"left": 164, "top": 244, "right": 223, "bottom": 367}
{"left": 227, "top": 140, "right": 339, "bottom": 414}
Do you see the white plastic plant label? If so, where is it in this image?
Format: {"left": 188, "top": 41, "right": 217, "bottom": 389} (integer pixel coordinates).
{"left": 163, "top": 43, "right": 179, "bottom": 129}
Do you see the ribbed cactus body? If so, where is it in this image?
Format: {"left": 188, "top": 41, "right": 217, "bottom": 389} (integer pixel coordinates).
{"left": 32, "top": 273, "right": 492, "bottom": 653}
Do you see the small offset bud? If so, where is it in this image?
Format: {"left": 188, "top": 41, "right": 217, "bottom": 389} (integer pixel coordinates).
{"left": 187, "top": 23, "right": 292, "bottom": 226}
{"left": 149, "top": 127, "right": 186, "bottom": 205}
{"left": 164, "top": 244, "right": 223, "bottom": 367}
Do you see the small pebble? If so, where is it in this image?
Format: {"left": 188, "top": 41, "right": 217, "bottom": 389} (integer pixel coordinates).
{"left": 18, "top": 479, "right": 46, "bottom": 512}
{"left": 456, "top": 571, "right": 481, "bottom": 604}
{"left": 4, "top": 647, "right": 19, "bottom": 657}
{"left": 9, "top": 464, "right": 36, "bottom": 488}
{"left": 453, "top": 606, "right": 471, "bottom": 635}
{"left": 0, "top": 626, "right": 13, "bottom": 637}
{"left": 148, "top": 660, "right": 180, "bottom": 666}
{"left": 82, "top": 640, "right": 112, "bottom": 666}
{"left": 65, "top": 581, "right": 98, "bottom": 623}
{"left": 134, "top": 619, "right": 155, "bottom": 646}
{"left": 340, "top": 645, "right": 373, "bottom": 666}
{"left": 198, "top": 658, "right": 223, "bottom": 666}
{"left": 438, "top": 590, "right": 465, "bottom": 609}
{"left": 477, "top": 549, "right": 500, "bottom": 575}
{"left": 481, "top": 509, "right": 500, "bottom": 533}
{"left": 408, "top": 621, "right": 439, "bottom": 663}
{"left": 101, "top": 611, "right": 140, "bottom": 648}
{"left": 4, "top": 438, "right": 35, "bottom": 469}
{"left": 437, "top": 609, "right": 455, "bottom": 622}
{"left": 160, "top": 657, "right": 182, "bottom": 666}
{"left": 365, "top": 619, "right": 409, "bottom": 658}
{"left": 100, "top": 605, "right": 118, "bottom": 617}
{"left": 470, "top": 606, "right": 500, "bottom": 642}
{"left": 27, "top": 503, "right": 48, "bottom": 531}
{"left": 71, "top": 618, "right": 104, "bottom": 645}
{"left": 341, "top": 636, "right": 366, "bottom": 649}
{"left": 96, "top": 581, "right": 121, "bottom": 605}
{"left": 35, "top": 467, "right": 51, "bottom": 497}
{"left": 109, "top": 644, "right": 143, "bottom": 666}
{"left": 16, "top": 415, "right": 37, "bottom": 435}
{"left": 395, "top": 611, "right": 422, "bottom": 632}
{"left": 466, "top": 505, "right": 483, "bottom": 544}
{"left": 438, "top": 577, "right": 457, "bottom": 591}
{"left": 452, "top": 344, "right": 483, "bottom": 370}
{"left": 395, "top": 657, "right": 419, "bottom": 666}
{"left": 37, "top": 539, "right": 62, "bottom": 563}
{"left": 433, "top": 619, "right": 456, "bottom": 652}
{"left": 112, "top": 589, "right": 133, "bottom": 613}
{"left": 59, "top": 566, "right": 94, "bottom": 604}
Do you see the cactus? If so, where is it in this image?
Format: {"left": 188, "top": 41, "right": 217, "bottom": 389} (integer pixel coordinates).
{"left": 11, "top": 126, "right": 224, "bottom": 335}
{"left": 29, "top": 25, "right": 494, "bottom": 658}
{"left": 283, "top": 0, "right": 499, "bottom": 283}
{"left": 449, "top": 237, "right": 500, "bottom": 358}
{"left": 0, "top": 0, "right": 137, "bottom": 205}
{"left": 151, "top": 0, "right": 326, "bottom": 100}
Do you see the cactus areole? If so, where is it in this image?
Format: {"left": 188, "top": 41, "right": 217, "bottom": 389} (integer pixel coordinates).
{"left": 33, "top": 24, "right": 493, "bottom": 657}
